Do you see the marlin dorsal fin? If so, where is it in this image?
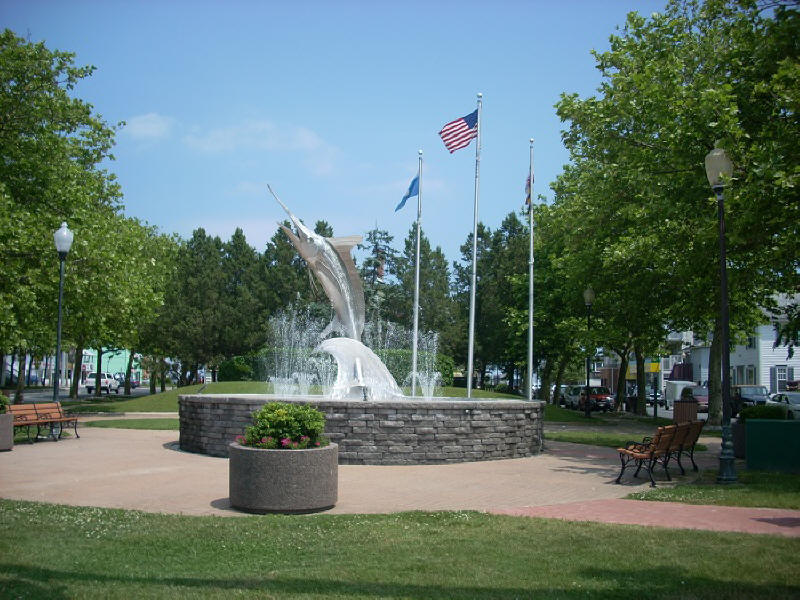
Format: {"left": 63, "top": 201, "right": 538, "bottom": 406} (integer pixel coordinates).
{"left": 327, "top": 235, "right": 362, "bottom": 251}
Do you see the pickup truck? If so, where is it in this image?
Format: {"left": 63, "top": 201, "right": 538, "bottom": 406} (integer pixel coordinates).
{"left": 86, "top": 372, "right": 121, "bottom": 395}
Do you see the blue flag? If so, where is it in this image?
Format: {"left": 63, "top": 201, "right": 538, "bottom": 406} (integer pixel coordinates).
{"left": 395, "top": 174, "right": 419, "bottom": 212}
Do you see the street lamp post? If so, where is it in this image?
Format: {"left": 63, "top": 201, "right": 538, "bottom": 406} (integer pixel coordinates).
{"left": 53, "top": 222, "right": 74, "bottom": 403}
{"left": 705, "top": 145, "right": 737, "bottom": 484}
{"left": 583, "top": 287, "right": 595, "bottom": 419}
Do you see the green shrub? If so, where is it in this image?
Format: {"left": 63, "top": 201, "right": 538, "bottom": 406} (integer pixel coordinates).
{"left": 238, "top": 402, "right": 328, "bottom": 450}
{"left": 218, "top": 357, "right": 253, "bottom": 382}
{"left": 738, "top": 404, "right": 787, "bottom": 423}
{"left": 494, "top": 383, "right": 517, "bottom": 395}
{"left": 0, "top": 394, "right": 8, "bottom": 414}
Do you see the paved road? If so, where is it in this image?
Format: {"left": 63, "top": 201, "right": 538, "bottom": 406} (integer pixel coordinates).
{"left": 11, "top": 385, "right": 162, "bottom": 403}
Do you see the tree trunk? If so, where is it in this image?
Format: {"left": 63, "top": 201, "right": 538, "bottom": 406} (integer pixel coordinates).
{"left": 8, "top": 353, "right": 16, "bottom": 388}
{"left": 635, "top": 346, "right": 646, "bottom": 415}
{"left": 70, "top": 345, "right": 83, "bottom": 398}
{"left": 539, "top": 359, "right": 553, "bottom": 404}
{"left": 150, "top": 362, "right": 157, "bottom": 395}
{"left": 95, "top": 349, "right": 103, "bottom": 397}
{"left": 125, "top": 351, "right": 134, "bottom": 395}
{"left": 552, "top": 354, "right": 569, "bottom": 406}
{"left": 707, "top": 317, "right": 723, "bottom": 426}
{"left": 14, "top": 349, "right": 26, "bottom": 403}
{"left": 614, "top": 347, "right": 630, "bottom": 411}
{"left": 0, "top": 353, "right": 6, "bottom": 388}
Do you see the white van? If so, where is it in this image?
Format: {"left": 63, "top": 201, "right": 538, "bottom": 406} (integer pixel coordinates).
{"left": 664, "top": 380, "right": 695, "bottom": 410}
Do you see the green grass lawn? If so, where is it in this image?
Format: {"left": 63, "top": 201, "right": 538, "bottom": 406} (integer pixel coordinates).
{"left": 543, "top": 403, "right": 677, "bottom": 427}
{"left": 62, "top": 382, "right": 520, "bottom": 414}
{"left": 546, "top": 430, "right": 707, "bottom": 451}
{"left": 84, "top": 418, "right": 180, "bottom": 430}
{"left": 1, "top": 500, "right": 797, "bottom": 599}
{"left": 627, "top": 469, "right": 800, "bottom": 509}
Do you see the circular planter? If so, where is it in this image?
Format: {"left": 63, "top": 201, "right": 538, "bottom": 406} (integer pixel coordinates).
{"left": 229, "top": 442, "right": 338, "bottom": 514}
{"left": 0, "top": 413, "right": 13, "bottom": 451}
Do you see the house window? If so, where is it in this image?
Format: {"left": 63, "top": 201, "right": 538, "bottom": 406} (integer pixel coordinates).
{"left": 746, "top": 365, "right": 756, "bottom": 385}
{"left": 777, "top": 365, "right": 788, "bottom": 392}
{"left": 746, "top": 336, "right": 756, "bottom": 349}
{"left": 735, "top": 366, "right": 745, "bottom": 385}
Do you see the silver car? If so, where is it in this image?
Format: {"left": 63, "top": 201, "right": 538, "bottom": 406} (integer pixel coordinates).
{"left": 767, "top": 392, "right": 800, "bottom": 419}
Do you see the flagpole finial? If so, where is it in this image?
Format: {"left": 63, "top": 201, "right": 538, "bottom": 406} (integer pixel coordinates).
{"left": 418, "top": 149, "right": 423, "bottom": 156}
{"left": 530, "top": 138, "right": 534, "bottom": 144}
{"left": 477, "top": 92, "right": 483, "bottom": 99}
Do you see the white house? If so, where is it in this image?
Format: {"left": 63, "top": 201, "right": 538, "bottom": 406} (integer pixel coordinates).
{"left": 690, "top": 323, "right": 799, "bottom": 392}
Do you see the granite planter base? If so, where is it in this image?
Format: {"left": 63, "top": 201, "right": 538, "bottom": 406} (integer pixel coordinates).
{"left": 0, "top": 413, "right": 12, "bottom": 451}
{"left": 229, "top": 442, "right": 338, "bottom": 514}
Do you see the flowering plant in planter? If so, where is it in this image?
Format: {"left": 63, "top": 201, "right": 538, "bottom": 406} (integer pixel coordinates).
{"left": 237, "top": 401, "right": 329, "bottom": 450}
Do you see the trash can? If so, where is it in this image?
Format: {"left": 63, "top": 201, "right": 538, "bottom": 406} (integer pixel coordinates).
{"left": 673, "top": 399, "right": 698, "bottom": 423}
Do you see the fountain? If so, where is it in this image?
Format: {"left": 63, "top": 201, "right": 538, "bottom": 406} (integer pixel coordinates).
{"left": 178, "top": 191, "right": 543, "bottom": 463}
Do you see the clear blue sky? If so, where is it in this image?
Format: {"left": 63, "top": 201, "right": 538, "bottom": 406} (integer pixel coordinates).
{"left": 5, "top": 0, "right": 659, "bottom": 265}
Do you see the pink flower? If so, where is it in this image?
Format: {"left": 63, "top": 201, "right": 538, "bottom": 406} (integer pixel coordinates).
{"left": 301, "top": 435, "right": 309, "bottom": 441}
{"left": 235, "top": 435, "right": 245, "bottom": 443}
{"left": 314, "top": 441, "right": 320, "bottom": 447}
{"left": 261, "top": 437, "right": 267, "bottom": 443}
{"left": 281, "top": 438, "right": 290, "bottom": 447}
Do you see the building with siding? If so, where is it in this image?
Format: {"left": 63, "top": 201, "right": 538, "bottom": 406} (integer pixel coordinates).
{"left": 689, "top": 323, "right": 799, "bottom": 393}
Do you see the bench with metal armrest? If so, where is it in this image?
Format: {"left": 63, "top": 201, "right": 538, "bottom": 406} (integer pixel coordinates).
{"left": 8, "top": 402, "right": 79, "bottom": 443}
{"left": 615, "top": 424, "right": 677, "bottom": 487}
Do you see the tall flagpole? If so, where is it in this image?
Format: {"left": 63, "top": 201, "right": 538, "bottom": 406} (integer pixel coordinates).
{"left": 466, "top": 93, "right": 482, "bottom": 398}
{"left": 528, "top": 138, "right": 535, "bottom": 401}
{"left": 411, "top": 149, "right": 423, "bottom": 397}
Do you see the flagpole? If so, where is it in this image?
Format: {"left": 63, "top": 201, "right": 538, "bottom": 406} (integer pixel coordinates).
{"left": 411, "top": 149, "right": 423, "bottom": 397}
{"left": 466, "top": 93, "right": 482, "bottom": 398}
{"left": 528, "top": 138, "right": 535, "bottom": 401}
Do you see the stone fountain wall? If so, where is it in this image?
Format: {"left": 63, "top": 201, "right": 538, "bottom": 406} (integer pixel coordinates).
{"left": 179, "top": 394, "right": 544, "bottom": 465}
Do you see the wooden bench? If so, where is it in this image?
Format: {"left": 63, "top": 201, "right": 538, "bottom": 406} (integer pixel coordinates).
{"left": 8, "top": 402, "right": 80, "bottom": 443}
{"left": 674, "top": 419, "right": 705, "bottom": 474}
{"left": 615, "top": 424, "right": 677, "bottom": 487}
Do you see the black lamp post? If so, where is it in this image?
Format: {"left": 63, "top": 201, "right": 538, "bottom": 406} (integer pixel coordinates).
{"left": 705, "top": 145, "right": 737, "bottom": 484}
{"left": 53, "top": 222, "right": 74, "bottom": 402}
{"left": 583, "top": 287, "right": 595, "bottom": 418}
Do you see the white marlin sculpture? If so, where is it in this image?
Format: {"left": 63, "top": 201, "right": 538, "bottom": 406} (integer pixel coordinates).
{"left": 269, "top": 185, "right": 365, "bottom": 341}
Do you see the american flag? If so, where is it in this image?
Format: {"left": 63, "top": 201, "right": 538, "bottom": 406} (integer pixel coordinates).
{"left": 525, "top": 174, "right": 532, "bottom": 205}
{"left": 438, "top": 109, "right": 478, "bottom": 153}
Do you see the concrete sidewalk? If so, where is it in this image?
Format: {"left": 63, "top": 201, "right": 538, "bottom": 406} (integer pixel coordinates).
{"left": 1, "top": 421, "right": 798, "bottom": 537}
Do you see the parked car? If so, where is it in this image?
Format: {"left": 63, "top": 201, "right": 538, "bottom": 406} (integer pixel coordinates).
{"left": 552, "top": 384, "right": 569, "bottom": 406}
{"left": 767, "top": 392, "right": 800, "bottom": 419}
{"left": 578, "top": 386, "right": 614, "bottom": 412}
{"left": 565, "top": 385, "right": 585, "bottom": 410}
{"left": 645, "top": 389, "right": 664, "bottom": 407}
{"left": 86, "top": 372, "right": 120, "bottom": 395}
{"left": 732, "top": 384, "right": 769, "bottom": 416}
{"left": 114, "top": 373, "right": 139, "bottom": 389}
{"left": 689, "top": 385, "right": 709, "bottom": 413}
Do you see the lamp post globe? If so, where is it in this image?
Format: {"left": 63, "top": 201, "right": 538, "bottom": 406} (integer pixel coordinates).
{"left": 583, "top": 287, "right": 594, "bottom": 418}
{"left": 704, "top": 146, "right": 734, "bottom": 191}
{"left": 53, "top": 222, "right": 73, "bottom": 403}
{"left": 705, "top": 145, "right": 737, "bottom": 484}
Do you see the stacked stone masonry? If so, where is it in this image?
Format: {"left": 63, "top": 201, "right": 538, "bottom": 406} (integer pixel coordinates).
{"left": 179, "top": 395, "right": 544, "bottom": 465}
